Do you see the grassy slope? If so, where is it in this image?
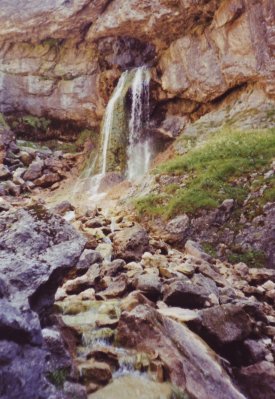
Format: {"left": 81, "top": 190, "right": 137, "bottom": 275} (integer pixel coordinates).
{"left": 135, "top": 128, "right": 275, "bottom": 219}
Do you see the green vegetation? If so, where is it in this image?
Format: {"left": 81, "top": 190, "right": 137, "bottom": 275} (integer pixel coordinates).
{"left": 201, "top": 242, "right": 217, "bottom": 258}
{"left": 22, "top": 115, "right": 51, "bottom": 131}
{"left": 0, "top": 113, "right": 8, "bottom": 128}
{"left": 47, "top": 368, "right": 68, "bottom": 389}
{"left": 135, "top": 128, "right": 275, "bottom": 218}
{"left": 228, "top": 249, "right": 267, "bottom": 268}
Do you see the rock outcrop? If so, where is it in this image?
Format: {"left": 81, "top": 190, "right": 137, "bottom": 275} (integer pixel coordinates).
{"left": 0, "top": 0, "right": 274, "bottom": 134}
{"left": 0, "top": 204, "right": 88, "bottom": 399}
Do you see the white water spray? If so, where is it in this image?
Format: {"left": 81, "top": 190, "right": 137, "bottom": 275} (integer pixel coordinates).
{"left": 127, "top": 66, "right": 151, "bottom": 181}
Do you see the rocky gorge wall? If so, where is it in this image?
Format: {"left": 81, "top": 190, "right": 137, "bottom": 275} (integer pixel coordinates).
{"left": 0, "top": 0, "right": 274, "bottom": 140}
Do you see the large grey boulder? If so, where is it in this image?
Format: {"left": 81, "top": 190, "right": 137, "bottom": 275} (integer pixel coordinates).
{"left": 0, "top": 205, "right": 87, "bottom": 399}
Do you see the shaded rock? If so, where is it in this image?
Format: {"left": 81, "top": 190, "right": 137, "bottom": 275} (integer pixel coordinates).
{"left": 185, "top": 240, "right": 212, "bottom": 262}
{"left": 133, "top": 274, "right": 161, "bottom": 300}
{"left": 117, "top": 305, "right": 245, "bottom": 399}
{"left": 0, "top": 198, "right": 10, "bottom": 212}
{"left": 243, "top": 339, "right": 269, "bottom": 364}
{"left": 189, "top": 304, "right": 253, "bottom": 347}
{"left": 76, "top": 249, "right": 102, "bottom": 271}
{"left": 0, "top": 165, "right": 11, "bottom": 180}
{"left": 52, "top": 200, "right": 75, "bottom": 216}
{"left": 23, "top": 159, "right": 44, "bottom": 181}
{"left": 165, "top": 214, "right": 190, "bottom": 240}
{"left": 236, "top": 361, "right": 275, "bottom": 399}
{"left": 112, "top": 224, "right": 149, "bottom": 261}
{"left": 97, "top": 275, "right": 128, "bottom": 299}
{"left": 63, "top": 382, "right": 87, "bottom": 399}
{"left": 163, "top": 274, "right": 219, "bottom": 309}
{"left": 34, "top": 172, "right": 61, "bottom": 188}
{"left": 42, "top": 328, "right": 71, "bottom": 372}
{"left": 0, "top": 205, "right": 87, "bottom": 398}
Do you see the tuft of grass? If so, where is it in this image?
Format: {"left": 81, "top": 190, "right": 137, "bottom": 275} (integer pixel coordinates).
{"left": 47, "top": 368, "right": 68, "bottom": 389}
{"left": 22, "top": 115, "right": 51, "bottom": 131}
{"left": 0, "top": 113, "right": 9, "bottom": 128}
{"left": 135, "top": 128, "right": 275, "bottom": 218}
{"left": 227, "top": 249, "right": 267, "bottom": 268}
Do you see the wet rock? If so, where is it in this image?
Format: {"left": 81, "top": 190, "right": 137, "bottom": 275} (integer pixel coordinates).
{"left": 88, "top": 375, "right": 173, "bottom": 399}
{"left": 120, "top": 290, "right": 155, "bottom": 312}
{"left": 112, "top": 224, "right": 149, "bottom": 262}
{"left": 163, "top": 273, "right": 219, "bottom": 309}
{"left": 117, "top": 305, "right": 245, "bottom": 399}
{"left": 236, "top": 361, "right": 275, "bottom": 399}
{"left": 87, "top": 347, "right": 119, "bottom": 369}
{"left": 79, "top": 360, "right": 112, "bottom": 384}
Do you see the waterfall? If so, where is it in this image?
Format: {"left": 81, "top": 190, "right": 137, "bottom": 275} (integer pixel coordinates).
{"left": 100, "top": 71, "right": 129, "bottom": 175}
{"left": 127, "top": 66, "right": 151, "bottom": 180}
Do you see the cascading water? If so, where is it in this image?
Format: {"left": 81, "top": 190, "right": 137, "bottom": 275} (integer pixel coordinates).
{"left": 72, "top": 67, "right": 152, "bottom": 205}
{"left": 100, "top": 71, "right": 129, "bottom": 175}
{"left": 127, "top": 66, "right": 151, "bottom": 181}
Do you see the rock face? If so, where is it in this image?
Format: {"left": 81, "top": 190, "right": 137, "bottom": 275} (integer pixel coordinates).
{"left": 0, "top": 0, "right": 273, "bottom": 132}
{"left": 0, "top": 205, "right": 87, "bottom": 399}
{"left": 117, "top": 305, "right": 245, "bottom": 399}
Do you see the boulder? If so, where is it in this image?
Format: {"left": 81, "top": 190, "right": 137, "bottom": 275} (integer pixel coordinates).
{"left": 34, "top": 172, "right": 61, "bottom": 187}
{"left": 0, "top": 164, "right": 11, "bottom": 180}
{"left": 23, "top": 159, "right": 44, "bottom": 181}
{"left": 189, "top": 304, "right": 253, "bottom": 348}
{"left": 0, "top": 205, "right": 87, "bottom": 399}
{"left": 112, "top": 224, "right": 149, "bottom": 261}
{"left": 163, "top": 273, "right": 219, "bottom": 308}
{"left": 134, "top": 274, "right": 162, "bottom": 300}
{"left": 236, "top": 361, "right": 275, "bottom": 399}
{"left": 117, "top": 305, "right": 245, "bottom": 399}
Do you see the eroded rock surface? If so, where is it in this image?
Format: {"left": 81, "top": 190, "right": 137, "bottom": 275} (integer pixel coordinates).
{"left": 0, "top": 205, "right": 87, "bottom": 399}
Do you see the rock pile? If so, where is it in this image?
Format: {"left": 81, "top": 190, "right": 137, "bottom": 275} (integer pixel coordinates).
{"left": 55, "top": 206, "right": 275, "bottom": 399}
{"left": 0, "top": 129, "right": 74, "bottom": 196}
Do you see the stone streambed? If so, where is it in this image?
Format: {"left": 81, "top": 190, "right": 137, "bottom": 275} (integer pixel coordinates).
{"left": 55, "top": 298, "right": 178, "bottom": 398}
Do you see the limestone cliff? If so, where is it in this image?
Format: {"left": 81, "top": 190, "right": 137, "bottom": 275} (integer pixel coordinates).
{"left": 0, "top": 0, "right": 274, "bottom": 137}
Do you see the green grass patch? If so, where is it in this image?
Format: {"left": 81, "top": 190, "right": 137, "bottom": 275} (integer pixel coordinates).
{"left": 47, "top": 368, "right": 68, "bottom": 389}
{"left": 227, "top": 249, "right": 267, "bottom": 268}
{"left": 135, "top": 128, "right": 275, "bottom": 218}
{"left": 22, "top": 115, "right": 51, "bottom": 131}
{"left": 0, "top": 113, "right": 8, "bottom": 128}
